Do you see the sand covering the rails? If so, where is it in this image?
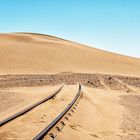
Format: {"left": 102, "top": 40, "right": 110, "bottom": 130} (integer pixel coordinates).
{"left": 0, "top": 33, "right": 140, "bottom": 140}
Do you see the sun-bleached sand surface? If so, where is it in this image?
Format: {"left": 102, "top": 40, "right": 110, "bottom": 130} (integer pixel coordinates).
{"left": 0, "top": 85, "right": 78, "bottom": 140}
{"left": 0, "top": 85, "right": 61, "bottom": 121}
{"left": 0, "top": 33, "right": 140, "bottom": 140}
{"left": 0, "top": 33, "right": 140, "bottom": 76}
{"left": 56, "top": 87, "right": 140, "bottom": 140}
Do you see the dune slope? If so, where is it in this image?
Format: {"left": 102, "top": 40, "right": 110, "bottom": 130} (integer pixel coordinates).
{"left": 0, "top": 33, "right": 140, "bottom": 76}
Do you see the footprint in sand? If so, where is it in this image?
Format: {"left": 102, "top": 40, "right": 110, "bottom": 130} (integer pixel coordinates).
{"left": 69, "top": 123, "right": 100, "bottom": 138}
{"left": 89, "top": 133, "right": 100, "bottom": 138}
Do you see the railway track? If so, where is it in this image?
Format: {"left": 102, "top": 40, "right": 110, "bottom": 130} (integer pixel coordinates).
{"left": 0, "top": 84, "right": 64, "bottom": 127}
{"left": 33, "top": 84, "right": 82, "bottom": 140}
{"left": 0, "top": 84, "right": 82, "bottom": 140}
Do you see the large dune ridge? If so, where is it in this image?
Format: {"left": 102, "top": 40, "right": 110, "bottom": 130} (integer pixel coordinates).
{"left": 0, "top": 33, "right": 140, "bottom": 76}
{"left": 0, "top": 33, "right": 140, "bottom": 140}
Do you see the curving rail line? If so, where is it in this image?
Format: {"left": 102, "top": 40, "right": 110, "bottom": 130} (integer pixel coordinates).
{"left": 33, "top": 84, "right": 82, "bottom": 140}
{"left": 0, "top": 84, "right": 65, "bottom": 127}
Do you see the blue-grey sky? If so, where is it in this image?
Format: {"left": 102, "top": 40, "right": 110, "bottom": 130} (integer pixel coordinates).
{"left": 0, "top": 0, "right": 140, "bottom": 58}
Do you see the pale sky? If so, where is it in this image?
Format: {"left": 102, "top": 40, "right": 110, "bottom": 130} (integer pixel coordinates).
{"left": 0, "top": 0, "right": 140, "bottom": 58}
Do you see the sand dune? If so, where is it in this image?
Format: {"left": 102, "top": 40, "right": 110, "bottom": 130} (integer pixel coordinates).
{"left": 0, "top": 33, "right": 140, "bottom": 76}
{"left": 0, "top": 33, "right": 140, "bottom": 140}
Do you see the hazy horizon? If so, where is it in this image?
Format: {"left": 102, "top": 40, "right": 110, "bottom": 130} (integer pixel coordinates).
{"left": 0, "top": 0, "right": 140, "bottom": 58}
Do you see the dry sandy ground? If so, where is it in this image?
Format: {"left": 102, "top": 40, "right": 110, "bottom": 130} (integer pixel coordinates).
{"left": 0, "top": 75, "right": 139, "bottom": 140}
{"left": 0, "top": 85, "right": 61, "bottom": 121}
{"left": 0, "top": 85, "right": 79, "bottom": 140}
{"left": 56, "top": 88, "right": 124, "bottom": 140}
{"left": 0, "top": 33, "right": 140, "bottom": 140}
{"left": 0, "top": 33, "right": 140, "bottom": 76}
{"left": 55, "top": 87, "right": 140, "bottom": 140}
{"left": 0, "top": 73, "right": 140, "bottom": 89}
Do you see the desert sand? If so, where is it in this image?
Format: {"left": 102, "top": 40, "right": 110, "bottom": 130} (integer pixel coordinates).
{"left": 0, "top": 33, "right": 140, "bottom": 76}
{"left": 0, "top": 33, "right": 140, "bottom": 140}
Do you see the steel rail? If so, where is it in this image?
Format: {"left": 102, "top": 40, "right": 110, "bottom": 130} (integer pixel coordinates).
{"left": 33, "top": 84, "right": 82, "bottom": 140}
{"left": 0, "top": 84, "right": 65, "bottom": 127}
